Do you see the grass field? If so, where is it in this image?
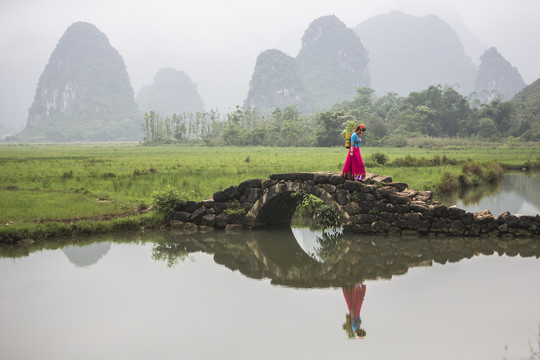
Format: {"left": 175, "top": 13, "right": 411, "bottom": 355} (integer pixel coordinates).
{"left": 1, "top": 142, "right": 539, "bottom": 226}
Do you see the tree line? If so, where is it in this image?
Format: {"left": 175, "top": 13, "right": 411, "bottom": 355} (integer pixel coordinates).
{"left": 141, "top": 85, "right": 540, "bottom": 146}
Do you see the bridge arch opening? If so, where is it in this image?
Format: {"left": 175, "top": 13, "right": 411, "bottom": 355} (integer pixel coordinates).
{"left": 245, "top": 181, "right": 350, "bottom": 229}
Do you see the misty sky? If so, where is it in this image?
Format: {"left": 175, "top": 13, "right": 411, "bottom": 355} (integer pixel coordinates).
{"left": 1, "top": 0, "right": 539, "bottom": 131}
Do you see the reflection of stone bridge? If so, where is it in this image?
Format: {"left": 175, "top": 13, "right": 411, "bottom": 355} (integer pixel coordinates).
{"left": 160, "top": 228, "right": 540, "bottom": 288}
{"left": 172, "top": 172, "right": 540, "bottom": 238}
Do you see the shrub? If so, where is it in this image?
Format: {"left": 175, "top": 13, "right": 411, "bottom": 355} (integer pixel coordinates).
{"left": 151, "top": 185, "right": 188, "bottom": 220}
{"left": 314, "top": 204, "right": 341, "bottom": 230}
{"left": 437, "top": 171, "right": 459, "bottom": 193}
{"left": 369, "top": 152, "right": 389, "bottom": 165}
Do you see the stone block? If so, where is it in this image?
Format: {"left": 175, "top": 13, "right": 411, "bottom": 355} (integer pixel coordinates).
{"left": 373, "top": 175, "right": 392, "bottom": 183}
{"left": 329, "top": 174, "right": 346, "bottom": 185}
{"left": 173, "top": 211, "right": 191, "bottom": 222}
{"left": 270, "top": 173, "right": 298, "bottom": 181}
{"left": 371, "top": 221, "right": 390, "bottom": 233}
{"left": 517, "top": 215, "right": 536, "bottom": 229}
{"left": 313, "top": 172, "right": 332, "bottom": 184}
{"left": 447, "top": 206, "right": 465, "bottom": 220}
{"left": 434, "top": 205, "right": 448, "bottom": 218}
{"left": 201, "top": 214, "right": 216, "bottom": 227}
{"left": 223, "top": 185, "right": 241, "bottom": 200}
{"left": 244, "top": 187, "right": 264, "bottom": 203}
{"left": 262, "top": 179, "right": 278, "bottom": 188}
{"left": 322, "top": 183, "right": 337, "bottom": 193}
{"left": 379, "top": 212, "right": 396, "bottom": 222}
{"left": 475, "top": 210, "right": 495, "bottom": 224}
{"left": 431, "top": 219, "right": 450, "bottom": 233}
{"left": 461, "top": 212, "right": 474, "bottom": 225}
{"left": 190, "top": 207, "right": 207, "bottom": 223}
{"left": 358, "top": 185, "right": 374, "bottom": 195}
{"left": 297, "top": 172, "right": 315, "bottom": 181}
{"left": 387, "top": 182, "right": 408, "bottom": 192}
{"left": 169, "top": 220, "right": 184, "bottom": 229}
{"left": 214, "top": 202, "right": 227, "bottom": 214}
{"left": 498, "top": 212, "right": 519, "bottom": 227}
{"left": 343, "top": 180, "right": 363, "bottom": 191}
{"left": 201, "top": 198, "right": 214, "bottom": 208}
{"left": 185, "top": 200, "right": 199, "bottom": 212}
{"left": 227, "top": 212, "right": 245, "bottom": 224}
{"left": 215, "top": 214, "right": 228, "bottom": 228}
{"left": 375, "top": 201, "right": 387, "bottom": 212}
{"left": 334, "top": 192, "right": 350, "bottom": 205}
{"left": 393, "top": 204, "right": 410, "bottom": 213}
{"left": 415, "top": 191, "right": 433, "bottom": 202}
{"left": 481, "top": 220, "right": 499, "bottom": 233}
{"left": 213, "top": 190, "right": 227, "bottom": 202}
{"left": 238, "top": 179, "right": 264, "bottom": 191}
{"left": 449, "top": 220, "right": 466, "bottom": 236}
{"left": 343, "top": 202, "right": 360, "bottom": 216}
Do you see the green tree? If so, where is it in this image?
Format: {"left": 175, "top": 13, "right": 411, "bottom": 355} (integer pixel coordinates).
{"left": 315, "top": 111, "right": 355, "bottom": 147}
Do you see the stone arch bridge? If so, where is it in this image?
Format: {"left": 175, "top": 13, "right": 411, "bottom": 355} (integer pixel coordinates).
{"left": 171, "top": 172, "right": 540, "bottom": 238}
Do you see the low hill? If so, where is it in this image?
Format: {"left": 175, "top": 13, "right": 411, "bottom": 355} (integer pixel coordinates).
{"left": 511, "top": 77, "right": 540, "bottom": 141}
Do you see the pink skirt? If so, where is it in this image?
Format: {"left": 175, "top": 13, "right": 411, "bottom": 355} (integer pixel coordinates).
{"left": 342, "top": 147, "right": 366, "bottom": 180}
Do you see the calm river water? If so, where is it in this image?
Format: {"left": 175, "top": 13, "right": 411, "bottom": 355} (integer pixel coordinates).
{"left": 1, "top": 173, "right": 539, "bottom": 360}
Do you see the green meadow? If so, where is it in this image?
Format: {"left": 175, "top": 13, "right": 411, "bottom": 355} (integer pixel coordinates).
{"left": 1, "top": 142, "right": 539, "bottom": 227}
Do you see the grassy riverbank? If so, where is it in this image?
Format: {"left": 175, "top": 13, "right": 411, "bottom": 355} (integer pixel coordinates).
{"left": 1, "top": 142, "right": 539, "bottom": 242}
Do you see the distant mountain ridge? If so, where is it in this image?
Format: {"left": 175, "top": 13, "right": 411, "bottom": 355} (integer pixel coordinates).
{"left": 244, "top": 15, "right": 370, "bottom": 114}
{"left": 474, "top": 47, "right": 526, "bottom": 102}
{"left": 136, "top": 68, "right": 205, "bottom": 115}
{"left": 245, "top": 11, "right": 527, "bottom": 115}
{"left": 354, "top": 11, "right": 477, "bottom": 97}
{"left": 18, "top": 22, "right": 142, "bottom": 142}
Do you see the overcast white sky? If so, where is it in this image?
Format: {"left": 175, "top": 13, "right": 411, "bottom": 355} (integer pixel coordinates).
{"left": 1, "top": 0, "right": 539, "bottom": 131}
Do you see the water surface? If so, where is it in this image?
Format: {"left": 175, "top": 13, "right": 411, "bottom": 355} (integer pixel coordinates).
{"left": 1, "top": 173, "right": 539, "bottom": 360}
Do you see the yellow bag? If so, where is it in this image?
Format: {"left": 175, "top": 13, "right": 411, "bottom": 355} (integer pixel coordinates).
{"left": 345, "top": 133, "right": 351, "bottom": 149}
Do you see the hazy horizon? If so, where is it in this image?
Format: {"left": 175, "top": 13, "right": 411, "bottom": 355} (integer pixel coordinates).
{"left": 1, "top": 0, "right": 539, "bottom": 132}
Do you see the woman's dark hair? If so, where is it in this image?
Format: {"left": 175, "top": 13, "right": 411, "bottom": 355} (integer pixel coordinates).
{"left": 355, "top": 124, "right": 366, "bottom": 133}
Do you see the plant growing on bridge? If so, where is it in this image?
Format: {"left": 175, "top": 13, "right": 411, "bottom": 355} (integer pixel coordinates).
{"left": 314, "top": 204, "right": 341, "bottom": 230}
{"left": 292, "top": 190, "right": 341, "bottom": 230}
{"left": 223, "top": 201, "right": 246, "bottom": 215}
{"left": 314, "top": 230, "right": 342, "bottom": 262}
{"left": 291, "top": 190, "right": 321, "bottom": 217}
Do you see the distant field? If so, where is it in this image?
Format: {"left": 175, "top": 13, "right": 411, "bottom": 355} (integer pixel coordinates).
{"left": 1, "top": 143, "right": 538, "bottom": 224}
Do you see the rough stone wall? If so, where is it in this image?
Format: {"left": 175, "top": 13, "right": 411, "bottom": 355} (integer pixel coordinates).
{"left": 170, "top": 172, "right": 540, "bottom": 239}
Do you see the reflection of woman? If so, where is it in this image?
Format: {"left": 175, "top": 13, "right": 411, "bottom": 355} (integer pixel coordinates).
{"left": 342, "top": 124, "right": 366, "bottom": 181}
{"left": 342, "top": 283, "right": 367, "bottom": 338}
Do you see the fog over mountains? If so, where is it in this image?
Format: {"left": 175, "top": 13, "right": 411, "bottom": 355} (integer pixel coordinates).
{"left": 1, "top": 7, "right": 537, "bottom": 141}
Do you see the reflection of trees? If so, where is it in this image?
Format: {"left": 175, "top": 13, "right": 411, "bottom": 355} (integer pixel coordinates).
{"left": 151, "top": 241, "right": 190, "bottom": 267}
{"left": 438, "top": 178, "right": 502, "bottom": 206}
{"left": 4, "top": 228, "right": 540, "bottom": 290}
{"left": 438, "top": 173, "right": 540, "bottom": 211}
{"left": 312, "top": 229, "right": 342, "bottom": 262}
{"left": 143, "top": 228, "right": 540, "bottom": 288}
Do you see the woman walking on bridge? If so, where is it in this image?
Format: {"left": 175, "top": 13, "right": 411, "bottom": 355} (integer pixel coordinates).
{"left": 342, "top": 124, "right": 366, "bottom": 181}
